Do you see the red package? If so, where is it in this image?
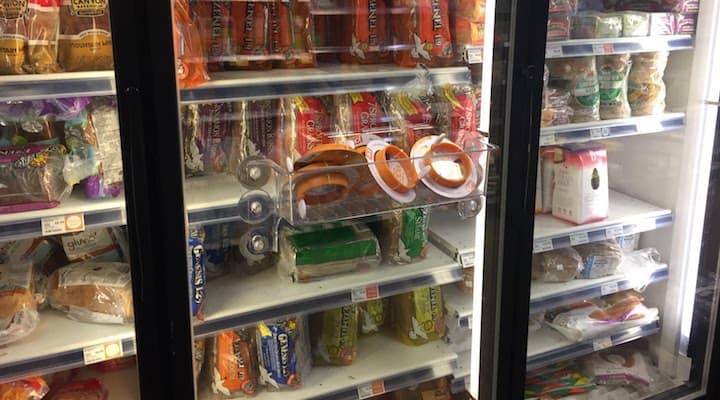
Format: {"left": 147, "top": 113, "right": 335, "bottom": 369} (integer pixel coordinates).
{"left": 335, "top": 92, "right": 391, "bottom": 146}
{"left": 192, "top": 0, "right": 231, "bottom": 71}
{"left": 174, "top": 0, "right": 209, "bottom": 88}
{"left": 278, "top": 97, "right": 332, "bottom": 163}
{"left": 341, "top": 0, "right": 392, "bottom": 64}
{"left": 392, "top": 0, "right": 454, "bottom": 67}
{"left": 0, "top": 0, "right": 28, "bottom": 74}
{"left": 0, "top": 377, "right": 49, "bottom": 400}
{"left": 451, "top": 0, "right": 485, "bottom": 62}
{"left": 48, "top": 379, "right": 108, "bottom": 400}
{"left": 270, "top": 0, "right": 315, "bottom": 68}
{"left": 436, "top": 84, "right": 479, "bottom": 147}
{"left": 226, "top": 1, "right": 271, "bottom": 70}
{"left": 547, "top": 13, "right": 571, "bottom": 41}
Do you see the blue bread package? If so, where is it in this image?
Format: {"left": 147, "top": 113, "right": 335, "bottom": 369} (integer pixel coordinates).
{"left": 189, "top": 228, "right": 207, "bottom": 321}
{"left": 256, "top": 316, "right": 311, "bottom": 390}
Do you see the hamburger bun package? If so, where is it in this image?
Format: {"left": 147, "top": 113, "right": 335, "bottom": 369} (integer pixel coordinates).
{"left": 0, "top": 261, "right": 39, "bottom": 346}
{"left": 48, "top": 261, "right": 133, "bottom": 324}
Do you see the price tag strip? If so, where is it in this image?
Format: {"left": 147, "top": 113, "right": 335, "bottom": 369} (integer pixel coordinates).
{"left": 546, "top": 45, "right": 563, "bottom": 58}
{"left": 539, "top": 134, "right": 556, "bottom": 147}
{"left": 592, "top": 336, "right": 613, "bottom": 351}
{"left": 605, "top": 225, "right": 624, "bottom": 238}
{"left": 569, "top": 232, "right": 590, "bottom": 246}
{"left": 358, "top": 380, "right": 386, "bottom": 399}
{"left": 466, "top": 48, "right": 483, "bottom": 64}
{"left": 459, "top": 251, "right": 475, "bottom": 268}
{"left": 601, "top": 281, "right": 620, "bottom": 296}
{"left": 83, "top": 340, "right": 124, "bottom": 365}
{"left": 351, "top": 285, "right": 380, "bottom": 303}
{"left": 533, "top": 238, "right": 554, "bottom": 253}
{"left": 41, "top": 213, "right": 85, "bottom": 236}
{"left": 589, "top": 126, "right": 610, "bottom": 139}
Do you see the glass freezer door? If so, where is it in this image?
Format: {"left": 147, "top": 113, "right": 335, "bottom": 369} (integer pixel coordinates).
{"left": 160, "top": 0, "right": 507, "bottom": 398}
{"left": 519, "top": 0, "right": 720, "bottom": 398}
{"left": 0, "top": 0, "right": 142, "bottom": 397}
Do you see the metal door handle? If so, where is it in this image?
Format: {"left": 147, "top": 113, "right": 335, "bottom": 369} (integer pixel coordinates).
{"left": 706, "top": 100, "right": 720, "bottom": 106}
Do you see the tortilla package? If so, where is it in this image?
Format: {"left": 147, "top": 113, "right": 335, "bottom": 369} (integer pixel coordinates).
{"left": 58, "top": 0, "right": 113, "bottom": 71}
{"left": 392, "top": 0, "right": 454, "bottom": 67}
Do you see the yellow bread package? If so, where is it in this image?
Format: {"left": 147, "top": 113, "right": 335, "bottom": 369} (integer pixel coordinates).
{"left": 311, "top": 304, "right": 358, "bottom": 366}
{"left": 49, "top": 261, "right": 133, "bottom": 324}
{"left": 392, "top": 286, "right": 444, "bottom": 346}
{"left": 359, "top": 298, "right": 389, "bottom": 335}
{"left": 58, "top": 0, "right": 113, "bottom": 71}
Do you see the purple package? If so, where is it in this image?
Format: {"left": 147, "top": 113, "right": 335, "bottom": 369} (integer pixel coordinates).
{"left": 675, "top": 13, "right": 698, "bottom": 34}
{"left": 198, "top": 102, "right": 236, "bottom": 174}
{"left": 85, "top": 98, "right": 124, "bottom": 199}
{"left": 548, "top": 13, "right": 572, "bottom": 41}
{"left": 649, "top": 13, "right": 675, "bottom": 35}
{"left": 247, "top": 99, "right": 277, "bottom": 158}
{"left": 615, "top": 0, "right": 698, "bottom": 12}
{"left": 0, "top": 144, "right": 71, "bottom": 213}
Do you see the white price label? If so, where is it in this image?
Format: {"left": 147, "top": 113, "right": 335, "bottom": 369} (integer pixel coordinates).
{"left": 546, "top": 45, "right": 563, "bottom": 58}
{"left": 460, "top": 252, "right": 475, "bottom": 268}
{"left": 466, "top": 48, "right": 483, "bottom": 64}
{"left": 41, "top": 213, "right": 85, "bottom": 236}
{"left": 589, "top": 127, "right": 610, "bottom": 138}
{"left": 351, "top": 285, "right": 380, "bottom": 303}
{"left": 570, "top": 232, "right": 590, "bottom": 246}
{"left": 593, "top": 337, "right": 613, "bottom": 351}
{"left": 83, "top": 340, "right": 124, "bottom": 365}
{"left": 636, "top": 120, "right": 663, "bottom": 133}
{"left": 534, "top": 238, "right": 554, "bottom": 253}
{"left": 539, "top": 134, "right": 556, "bottom": 146}
{"left": 633, "top": 218, "right": 657, "bottom": 232}
{"left": 601, "top": 281, "right": 620, "bottom": 296}
{"left": 120, "top": 208, "right": 127, "bottom": 225}
{"left": 358, "top": 380, "right": 386, "bottom": 399}
{"left": 467, "top": 315, "right": 473, "bottom": 327}
{"left": 605, "top": 225, "right": 624, "bottom": 238}
{"left": 592, "top": 43, "right": 613, "bottom": 54}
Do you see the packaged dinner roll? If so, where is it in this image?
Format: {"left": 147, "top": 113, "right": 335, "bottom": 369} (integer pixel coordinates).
{"left": 311, "top": 304, "right": 359, "bottom": 365}
{"left": 628, "top": 52, "right": 668, "bottom": 116}
{"left": 0, "top": 261, "right": 39, "bottom": 346}
{"left": 392, "top": 286, "right": 445, "bottom": 346}
{"left": 575, "top": 239, "right": 624, "bottom": 279}
{"left": 49, "top": 261, "right": 133, "bottom": 324}
{"left": 531, "top": 247, "right": 582, "bottom": 282}
{"left": 58, "top": 0, "right": 113, "bottom": 71}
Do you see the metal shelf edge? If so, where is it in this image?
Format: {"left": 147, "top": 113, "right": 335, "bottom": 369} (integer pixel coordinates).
{"left": 195, "top": 263, "right": 464, "bottom": 337}
{"left": 0, "top": 205, "right": 126, "bottom": 242}
{"left": 533, "top": 212, "right": 674, "bottom": 253}
{"left": 526, "top": 322, "right": 660, "bottom": 371}
{"left": 0, "top": 71, "right": 116, "bottom": 102}
{"left": 0, "top": 336, "right": 135, "bottom": 384}
{"left": 545, "top": 35, "right": 693, "bottom": 58}
{"left": 539, "top": 113, "right": 685, "bottom": 145}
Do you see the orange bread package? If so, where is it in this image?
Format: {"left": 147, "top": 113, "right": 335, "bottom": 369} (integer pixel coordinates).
{"left": 451, "top": 0, "right": 485, "bottom": 62}
{"left": 227, "top": 1, "right": 271, "bottom": 70}
{"left": 47, "top": 378, "right": 107, "bottom": 400}
{"left": 269, "top": 0, "right": 315, "bottom": 69}
{"left": 174, "top": 0, "right": 209, "bottom": 88}
{"left": 58, "top": 0, "right": 113, "bottom": 71}
{"left": 192, "top": 0, "right": 231, "bottom": 71}
{"left": 341, "top": 0, "right": 392, "bottom": 64}
{"left": 392, "top": 0, "right": 454, "bottom": 67}
{"left": 0, "top": 377, "right": 49, "bottom": 400}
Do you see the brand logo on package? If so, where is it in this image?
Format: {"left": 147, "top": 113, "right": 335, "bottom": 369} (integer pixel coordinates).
{"left": 0, "top": 0, "right": 28, "bottom": 19}
{"left": 70, "top": 0, "right": 107, "bottom": 17}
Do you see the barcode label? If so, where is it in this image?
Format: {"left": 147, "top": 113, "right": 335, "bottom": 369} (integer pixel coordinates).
{"left": 460, "top": 252, "right": 475, "bottom": 268}
{"left": 466, "top": 48, "right": 483, "bottom": 64}
{"left": 570, "top": 232, "right": 590, "bottom": 246}
{"left": 83, "top": 340, "right": 124, "bottom": 365}
{"left": 534, "top": 238, "right": 554, "bottom": 253}
{"left": 539, "top": 134, "right": 556, "bottom": 146}
{"left": 351, "top": 285, "right": 380, "bottom": 303}
{"left": 589, "top": 127, "right": 610, "bottom": 138}
{"left": 592, "top": 43, "right": 614, "bottom": 54}
{"left": 546, "top": 45, "right": 563, "bottom": 58}
{"left": 41, "top": 213, "right": 85, "bottom": 236}
{"left": 601, "top": 281, "right": 619, "bottom": 296}
{"left": 633, "top": 219, "right": 657, "bottom": 232}
{"left": 358, "top": 380, "right": 386, "bottom": 399}
{"left": 605, "top": 225, "right": 624, "bottom": 238}
{"left": 593, "top": 337, "right": 613, "bottom": 351}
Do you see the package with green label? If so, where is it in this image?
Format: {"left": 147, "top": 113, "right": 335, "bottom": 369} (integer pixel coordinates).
{"left": 359, "top": 298, "right": 389, "bottom": 335}
{"left": 548, "top": 56, "right": 600, "bottom": 123}
{"left": 278, "top": 222, "right": 380, "bottom": 282}
{"left": 311, "top": 304, "right": 358, "bottom": 365}
{"left": 369, "top": 208, "right": 430, "bottom": 264}
{"left": 598, "top": 53, "right": 631, "bottom": 120}
{"left": 391, "top": 286, "right": 445, "bottom": 346}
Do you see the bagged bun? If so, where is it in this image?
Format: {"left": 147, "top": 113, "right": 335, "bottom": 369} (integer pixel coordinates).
{"left": 0, "top": 261, "right": 40, "bottom": 346}
{"left": 532, "top": 247, "right": 582, "bottom": 282}
{"left": 49, "top": 261, "right": 133, "bottom": 324}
